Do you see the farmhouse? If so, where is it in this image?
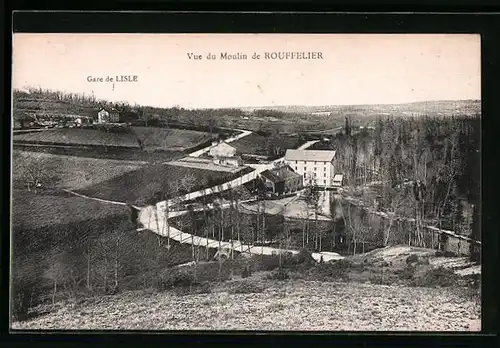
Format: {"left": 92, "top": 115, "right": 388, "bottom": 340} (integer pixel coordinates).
{"left": 209, "top": 142, "right": 243, "bottom": 168}
{"left": 259, "top": 164, "right": 303, "bottom": 196}
{"left": 284, "top": 149, "right": 337, "bottom": 187}
{"left": 97, "top": 107, "right": 120, "bottom": 123}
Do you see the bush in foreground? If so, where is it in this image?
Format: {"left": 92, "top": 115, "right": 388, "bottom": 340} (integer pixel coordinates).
{"left": 229, "top": 281, "right": 265, "bottom": 294}
{"left": 411, "top": 266, "right": 460, "bottom": 287}
{"left": 265, "top": 268, "right": 290, "bottom": 281}
{"left": 306, "top": 259, "right": 353, "bottom": 281}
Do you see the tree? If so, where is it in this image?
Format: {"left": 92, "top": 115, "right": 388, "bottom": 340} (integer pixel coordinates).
{"left": 304, "top": 174, "right": 320, "bottom": 250}
{"left": 469, "top": 203, "right": 480, "bottom": 263}
{"left": 82, "top": 240, "right": 96, "bottom": 291}
{"left": 16, "top": 154, "right": 52, "bottom": 194}
{"left": 187, "top": 204, "right": 199, "bottom": 280}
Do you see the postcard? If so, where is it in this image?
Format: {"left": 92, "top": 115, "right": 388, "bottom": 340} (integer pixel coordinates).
{"left": 10, "top": 33, "right": 481, "bottom": 331}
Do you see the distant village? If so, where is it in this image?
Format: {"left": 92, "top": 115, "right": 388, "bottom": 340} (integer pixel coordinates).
{"left": 14, "top": 106, "right": 122, "bottom": 129}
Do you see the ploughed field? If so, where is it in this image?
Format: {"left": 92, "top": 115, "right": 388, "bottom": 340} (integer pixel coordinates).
{"left": 75, "top": 164, "right": 237, "bottom": 205}
{"left": 12, "top": 150, "right": 143, "bottom": 191}
{"left": 131, "top": 127, "right": 214, "bottom": 151}
{"left": 12, "top": 127, "right": 213, "bottom": 152}
{"left": 13, "top": 128, "right": 141, "bottom": 148}
{"left": 230, "top": 133, "right": 303, "bottom": 158}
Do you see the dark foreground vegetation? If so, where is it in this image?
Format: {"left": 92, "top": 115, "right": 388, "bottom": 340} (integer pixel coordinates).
{"left": 11, "top": 189, "right": 203, "bottom": 322}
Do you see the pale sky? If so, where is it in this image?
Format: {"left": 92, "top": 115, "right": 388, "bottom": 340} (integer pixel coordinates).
{"left": 12, "top": 34, "right": 481, "bottom": 109}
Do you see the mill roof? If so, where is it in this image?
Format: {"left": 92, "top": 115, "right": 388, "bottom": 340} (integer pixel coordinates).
{"left": 285, "top": 149, "right": 336, "bottom": 162}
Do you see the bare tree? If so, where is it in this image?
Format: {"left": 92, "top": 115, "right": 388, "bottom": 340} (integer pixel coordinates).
{"left": 16, "top": 154, "right": 51, "bottom": 194}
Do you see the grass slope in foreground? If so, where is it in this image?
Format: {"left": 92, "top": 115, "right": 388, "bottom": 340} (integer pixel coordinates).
{"left": 11, "top": 274, "right": 480, "bottom": 331}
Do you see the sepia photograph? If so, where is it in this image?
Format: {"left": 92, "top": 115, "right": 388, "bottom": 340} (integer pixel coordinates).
{"left": 10, "top": 33, "right": 481, "bottom": 331}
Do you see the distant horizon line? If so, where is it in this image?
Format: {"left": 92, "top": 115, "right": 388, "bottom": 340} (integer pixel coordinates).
{"left": 13, "top": 87, "right": 480, "bottom": 111}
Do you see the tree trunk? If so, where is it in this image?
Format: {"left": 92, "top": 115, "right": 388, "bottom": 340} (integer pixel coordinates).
{"left": 165, "top": 205, "right": 170, "bottom": 249}
{"left": 384, "top": 218, "right": 394, "bottom": 246}
{"left": 302, "top": 220, "right": 306, "bottom": 248}
{"left": 104, "top": 253, "right": 108, "bottom": 290}
{"left": 218, "top": 218, "right": 222, "bottom": 281}
{"left": 52, "top": 280, "right": 57, "bottom": 305}
{"left": 86, "top": 248, "right": 92, "bottom": 290}
{"left": 221, "top": 208, "right": 225, "bottom": 242}
{"left": 114, "top": 240, "right": 119, "bottom": 289}
{"left": 315, "top": 210, "right": 318, "bottom": 251}
{"left": 261, "top": 200, "right": 265, "bottom": 254}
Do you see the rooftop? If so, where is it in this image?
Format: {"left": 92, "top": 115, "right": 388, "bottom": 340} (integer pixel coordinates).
{"left": 212, "top": 142, "right": 236, "bottom": 149}
{"left": 285, "top": 149, "right": 336, "bottom": 162}
{"left": 260, "top": 164, "right": 301, "bottom": 183}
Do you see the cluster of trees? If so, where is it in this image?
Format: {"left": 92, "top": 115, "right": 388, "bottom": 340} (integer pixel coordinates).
{"left": 316, "top": 115, "right": 480, "bottom": 233}
{"left": 313, "top": 115, "right": 480, "bottom": 259}
{"left": 170, "top": 175, "right": 340, "bottom": 263}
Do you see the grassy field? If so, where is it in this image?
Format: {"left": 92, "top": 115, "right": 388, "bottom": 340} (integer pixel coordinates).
{"left": 231, "top": 133, "right": 303, "bottom": 158}
{"left": 11, "top": 263, "right": 480, "bottom": 331}
{"left": 13, "top": 144, "right": 185, "bottom": 163}
{"left": 13, "top": 127, "right": 214, "bottom": 151}
{"left": 132, "top": 127, "right": 213, "bottom": 152}
{"left": 12, "top": 150, "right": 144, "bottom": 191}
{"left": 11, "top": 189, "right": 129, "bottom": 232}
{"left": 13, "top": 128, "right": 141, "bottom": 148}
{"left": 11, "top": 188, "right": 200, "bottom": 321}
{"left": 76, "top": 164, "right": 234, "bottom": 205}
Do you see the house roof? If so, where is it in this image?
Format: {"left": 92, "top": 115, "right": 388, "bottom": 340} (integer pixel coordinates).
{"left": 211, "top": 142, "right": 236, "bottom": 152}
{"left": 285, "top": 149, "right": 336, "bottom": 162}
{"left": 260, "top": 164, "right": 301, "bottom": 183}
{"left": 333, "top": 174, "right": 343, "bottom": 181}
{"left": 99, "top": 107, "right": 119, "bottom": 113}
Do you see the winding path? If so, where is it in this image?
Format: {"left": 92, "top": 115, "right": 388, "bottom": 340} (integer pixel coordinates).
{"left": 62, "top": 130, "right": 342, "bottom": 262}
{"left": 138, "top": 138, "right": 343, "bottom": 262}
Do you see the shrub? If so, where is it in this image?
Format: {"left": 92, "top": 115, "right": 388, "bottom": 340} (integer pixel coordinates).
{"left": 174, "top": 281, "right": 212, "bottom": 296}
{"left": 406, "top": 254, "right": 419, "bottom": 264}
{"left": 266, "top": 268, "right": 290, "bottom": 281}
{"left": 11, "top": 287, "right": 32, "bottom": 322}
{"left": 396, "top": 265, "right": 416, "bottom": 281}
{"left": 158, "top": 269, "right": 197, "bottom": 290}
{"left": 412, "top": 266, "right": 459, "bottom": 287}
{"left": 248, "top": 255, "right": 280, "bottom": 272}
{"left": 417, "top": 256, "right": 430, "bottom": 265}
{"left": 229, "top": 281, "right": 265, "bottom": 294}
{"left": 195, "top": 260, "right": 238, "bottom": 283}
{"left": 293, "top": 248, "right": 316, "bottom": 267}
{"left": 331, "top": 259, "right": 353, "bottom": 269}
{"left": 307, "top": 260, "right": 352, "bottom": 281}
{"left": 241, "top": 266, "right": 251, "bottom": 278}
{"left": 369, "top": 274, "right": 395, "bottom": 286}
